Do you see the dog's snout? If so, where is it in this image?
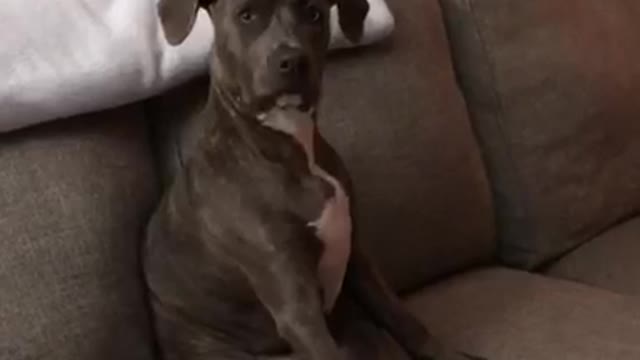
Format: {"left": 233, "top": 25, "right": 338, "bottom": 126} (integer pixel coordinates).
{"left": 259, "top": 43, "right": 315, "bottom": 101}
{"left": 273, "top": 48, "right": 308, "bottom": 75}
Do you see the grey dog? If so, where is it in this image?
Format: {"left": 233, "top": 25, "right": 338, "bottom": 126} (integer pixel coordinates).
{"left": 144, "top": 0, "right": 485, "bottom": 359}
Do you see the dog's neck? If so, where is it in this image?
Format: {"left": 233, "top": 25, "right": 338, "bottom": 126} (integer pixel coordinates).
{"left": 206, "top": 84, "right": 318, "bottom": 158}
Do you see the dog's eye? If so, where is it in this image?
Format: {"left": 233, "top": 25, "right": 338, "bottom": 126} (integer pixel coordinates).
{"left": 238, "top": 8, "right": 257, "bottom": 23}
{"left": 304, "top": 4, "right": 322, "bottom": 23}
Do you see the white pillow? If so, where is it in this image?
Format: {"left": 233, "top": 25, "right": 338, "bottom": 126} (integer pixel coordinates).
{"left": 0, "top": 0, "right": 394, "bottom": 132}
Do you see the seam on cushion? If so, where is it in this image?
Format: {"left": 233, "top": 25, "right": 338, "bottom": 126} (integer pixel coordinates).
{"left": 133, "top": 99, "right": 163, "bottom": 198}
{"left": 435, "top": 0, "right": 499, "bottom": 262}
{"left": 538, "top": 209, "right": 640, "bottom": 272}
{"left": 465, "top": 0, "right": 538, "bottom": 262}
{"left": 142, "top": 97, "right": 178, "bottom": 189}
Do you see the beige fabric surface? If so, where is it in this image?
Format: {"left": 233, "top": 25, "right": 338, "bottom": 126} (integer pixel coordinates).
{"left": 407, "top": 268, "right": 640, "bottom": 360}
{"left": 319, "top": 0, "right": 496, "bottom": 292}
{"left": 440, "top": 0, "right": 640, "bottom": 269}
{"left": 0, "top": 106, "right": 158, "bottom": 360}
{"left": 547, "top": 216, "right": 640, "bottom": 297}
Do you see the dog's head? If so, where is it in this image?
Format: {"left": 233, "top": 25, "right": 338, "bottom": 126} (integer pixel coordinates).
{"left": 158, "top": 0, "right": 369, "bottom": 114}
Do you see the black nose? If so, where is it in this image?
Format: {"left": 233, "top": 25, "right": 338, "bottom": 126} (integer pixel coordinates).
{"left": 279, "top": 56, "right": 299, "bottom": 73}
{"left": 275, "top": 49, "right": 308, "bottom": 75}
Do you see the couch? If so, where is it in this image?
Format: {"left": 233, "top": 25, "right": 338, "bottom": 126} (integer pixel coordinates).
{"left": 3, "top": 0, "right": 640, "bottom": 359}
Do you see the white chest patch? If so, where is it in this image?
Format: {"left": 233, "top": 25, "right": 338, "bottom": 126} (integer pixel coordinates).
{"left": 260, "top": 106, "right": 352, "bottom": 312}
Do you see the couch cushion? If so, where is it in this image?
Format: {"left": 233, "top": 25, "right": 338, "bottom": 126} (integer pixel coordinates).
{"left": 0, "top": 106, "right": 158, "bottom": 360}
{"left": 546, "top": 216, "right": 640, "bottom": 296}
{"left": 318, "top": 0, "right": 494, "bottom": 291}
{"left": 406, "top": 268, "right": 640, "bottom": 360}
{"left": 440, "top": 0, "right": 640, "bottom": 268}
{"left": 147, "top": 0, "right": 495, "bottom": 292}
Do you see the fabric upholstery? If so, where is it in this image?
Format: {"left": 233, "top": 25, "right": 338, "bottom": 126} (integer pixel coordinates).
{"left": 147, "top": 0, "right": 495, "bottom": 292}
{"left": 0, "top": 106, "right": 158, "bottom": 360}
{"left": 406, "top": 268, "right": 640, "bottom": 360}
{"left": 440, "top": 0, "right": 640, "bottom": 268}
{"left": 546, "top": 216, "right": 640, "bottom": 296}
{"left": 318, "top": 0, "right": 494, "bottom": 291}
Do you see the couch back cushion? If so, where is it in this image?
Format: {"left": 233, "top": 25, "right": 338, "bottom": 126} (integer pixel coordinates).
{"left": 440, "top": 0, "right": 640, "bottom": 268}
{"left": 0, "top": 106, "right": 157, "bottom": 360}
{"left": 319, "top": 0, "right": 495, "bottom": 291}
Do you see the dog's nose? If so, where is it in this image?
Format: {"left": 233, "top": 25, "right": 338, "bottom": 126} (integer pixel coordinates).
{"left": 279, "top": 56, "right": 300, "bottom": 73}
{"left": 275, "top": 49, "right": 308, "bottom": 75}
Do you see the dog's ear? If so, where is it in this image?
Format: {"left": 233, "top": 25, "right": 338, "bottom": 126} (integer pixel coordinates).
{"left": 158, "top": 0, "right": 213, "bottom": 45}
{"left": 333, "top": 0, "right": 370, "bottom": 43}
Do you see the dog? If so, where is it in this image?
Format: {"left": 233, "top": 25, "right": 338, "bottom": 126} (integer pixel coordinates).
{"left": 144, "top": 0, "right": 485, "bottom": 359}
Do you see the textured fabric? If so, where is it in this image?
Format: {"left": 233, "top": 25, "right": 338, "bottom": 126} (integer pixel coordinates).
{"left": 147, "top": 0, "right": 496, "bottom": 292}
{"left": 318, "top": 0, "right": 494, "bottom": 292}
{"left": 406, "top": 268, "right": 640, "bottom": 360}
{"left": 546, "top": 216, "right": 640, "bottom": 296}
{"left": 0, "top": 0, "right": 394, "bottom": 132}
{"left": 0, "top": 0, "right": 210, "bottom": 132}
{"left": 440, "top": 0, "right": 640, "bottom": 268}
{"left": 0, "top": 106, "right": 158, "bottom": 360}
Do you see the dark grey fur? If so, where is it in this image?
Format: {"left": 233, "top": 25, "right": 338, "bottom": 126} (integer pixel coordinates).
{"left": 144, "top": 0, "right": 485, "bottom": 359}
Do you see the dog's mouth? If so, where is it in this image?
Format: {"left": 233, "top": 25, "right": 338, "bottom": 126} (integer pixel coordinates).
{"left": 257, "top": 93, "right": 309, "bottom": 116}
{"left": 252, "top": 90, "right": 313, "bottom": 113}
{"left": 257, "top": 94, "right": 315, "bottom": 124}
{"left": 275, "top": 94, "right": 305, "bottom": 110}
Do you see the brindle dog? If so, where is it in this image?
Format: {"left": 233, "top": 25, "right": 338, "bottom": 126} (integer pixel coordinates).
{"left": 144, "top": 0, "right": 484, "bottom": 359}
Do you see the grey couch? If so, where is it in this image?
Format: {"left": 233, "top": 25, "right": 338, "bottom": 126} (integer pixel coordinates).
{"left": 3, "top": 0, "right": 640, "bottom": 359}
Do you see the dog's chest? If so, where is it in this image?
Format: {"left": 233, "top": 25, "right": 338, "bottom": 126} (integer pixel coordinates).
{"left": 262, "top": 109, "right": 352, "bottom": 312}
{"left": 307, "top": 157, "right": 351, "bottom": 312}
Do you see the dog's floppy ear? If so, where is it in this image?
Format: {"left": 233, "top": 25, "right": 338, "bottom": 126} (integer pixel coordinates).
{"left": 158, "top": 0, "right": 211, "bottom": 45}
{"left": 333, "top": 0, "right": 370, "bottom": 43}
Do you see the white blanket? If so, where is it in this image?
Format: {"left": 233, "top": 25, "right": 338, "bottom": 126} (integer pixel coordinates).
{"left": 0, "top": 0, "right": 394, "bottom": 132}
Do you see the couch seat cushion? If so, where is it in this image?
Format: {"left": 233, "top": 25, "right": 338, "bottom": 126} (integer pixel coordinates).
{"left": 546, "top": 216, "right": 640, "bottom": 296}
{"left": 406, "top": 268, "right": 640, "bottom": 360}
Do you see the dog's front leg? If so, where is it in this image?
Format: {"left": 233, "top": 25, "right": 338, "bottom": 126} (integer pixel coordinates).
{"left": 236, "top": 221, "right": 345, "bottom": 360}
{"left": 346, "top": 247, "right": 484, "bottom": 360}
